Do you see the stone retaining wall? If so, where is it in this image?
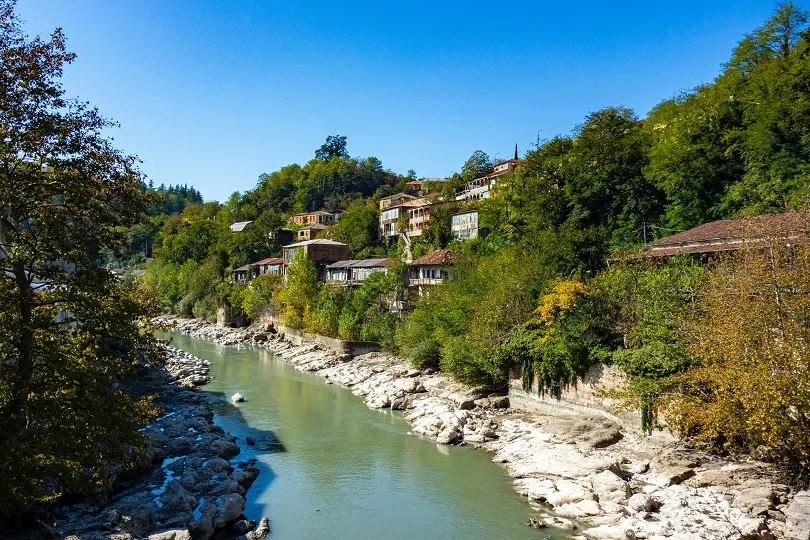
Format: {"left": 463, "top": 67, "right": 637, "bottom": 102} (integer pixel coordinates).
{"left": 508, "top": 362, "right": 645, "bottom": 433}
{"left": 216, "top": 304, "right": 249, "bottom": 328}
{"left": 277, "top": 325, "right": 381, "bottom": 356}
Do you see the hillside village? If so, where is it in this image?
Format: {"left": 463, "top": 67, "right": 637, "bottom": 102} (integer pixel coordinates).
{"left": 227, "top": 153, "right": 524, "bottom": 296}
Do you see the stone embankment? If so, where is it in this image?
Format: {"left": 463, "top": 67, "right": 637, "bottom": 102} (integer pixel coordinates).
{"left": 51, "top": 345, "right": 267, "bottom": 540}
{"left": 162, "top": 316, "right": 810, "bottom": 540}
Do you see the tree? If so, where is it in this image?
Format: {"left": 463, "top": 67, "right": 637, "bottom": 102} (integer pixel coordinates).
{"left": 644, "top": 86, "right": 744, "bottom": 229}
{"left": 645, "top": 3, "right": 810, "bottom": 227}
{"left": 460, "top": 150, "right": 493, "bottom": 182}
{"left": 565, "top": 107, "right": 660, "bottom": 247}
{"left": 596, "top": 257, "right": 705, "bottom": 431}
{"left": 227, "top": 208, "right": 285, "bottom": 266}
{"left": 728, "top": 1, "right": 807, "bottom": 71}
{"left": 495, "top": 280, "right": 612, "bottom": 398}
{"left": 331, "top": 200, "right": 380, "bottom": 257}
{"left": 277, "top": 248, "right": 319, "bottom": 329}
{"left": 315, "top": 134, "right": 348, "bottom": 160}
{"left": 0, "top": 0, "right": 161, "bottom": 514}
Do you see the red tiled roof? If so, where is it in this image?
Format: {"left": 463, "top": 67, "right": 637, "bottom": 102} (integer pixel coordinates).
{"left": 646, "top": 213, "right": 809, "bottom": 257}
{"left": 253, "top": 257, "right": 284, "bottom": 265}
{"left": 412, "top": 249, "right": 459, "bottom": 266}
{"left": 493, "top": 158, "right": 522, "bottom": 166}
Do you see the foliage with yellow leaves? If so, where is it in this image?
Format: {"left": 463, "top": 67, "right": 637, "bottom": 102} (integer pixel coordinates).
{"left": 665, "top": 221, "right": 810, "bottom": 482}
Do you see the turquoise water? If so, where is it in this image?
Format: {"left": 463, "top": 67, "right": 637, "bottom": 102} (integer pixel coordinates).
{"left": 165, "top": 332, "right": 570, "bottom": 539}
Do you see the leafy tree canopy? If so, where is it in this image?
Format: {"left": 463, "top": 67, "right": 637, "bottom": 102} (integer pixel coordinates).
{"left": 0, "top": 0, "right": 162, "bottom": 514}
{"left": 315, "top": 134, "right": 348, "bottom": 160}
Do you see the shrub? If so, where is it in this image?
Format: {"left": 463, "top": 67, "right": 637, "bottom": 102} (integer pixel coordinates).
{"left": 665, "top": 234, "right": 810, "bottom": 483}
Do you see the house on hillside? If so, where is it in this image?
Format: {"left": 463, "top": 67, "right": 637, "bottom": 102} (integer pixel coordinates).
{"left": 405, "top": 177, "right": 448, "bottom": 196}
{"left": 297, "top": 223, "right": 327, "bottom": 242}
{"left": 405, "top": 180, "right": 422, "bottom": 193}
{"left": 451, "top": 210, "right": 479, "bottom": 240}
{"left": 405, "top": 199, "right": 433, "bottom": 237}
{"left": 231, "top": 256, "right": 285, "bottom": 283}
{"left": 644, "top": 213, "right": 809, "bottom": 258}
{"left": 282, "top": 239, "right": 349, "bottom": 280}
{"left": 379, "top": 198, "right": 438, "bottom": 239}
{"left": 455, "top": 158, "right": 521, "bottom": 203}
{"left": 287, "top": 211, "right": 339, "bottom": 227}
{"left": 408, "top": 249, "right": 459, "bottom": 296}
{"left": 379, "top": 193, "right": 415, "bottom": 211}
{"left": 232, "top": 265, "right": 250, "bottom": 283}
{"left": 254, "top": 257, "right": 285, "bottom": 277}
{"left": 325, "top": 258, "right": 395, "bottom": 286}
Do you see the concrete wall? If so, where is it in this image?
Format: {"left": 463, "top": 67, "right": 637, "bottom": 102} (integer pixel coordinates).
{"left": 275, "top": 325, "right": 381, "bottom": 356}
{"left": 508, "top": 363, "right": 644, "bottom": 432}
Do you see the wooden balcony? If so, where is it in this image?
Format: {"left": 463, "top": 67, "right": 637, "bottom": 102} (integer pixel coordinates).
{"left": 408, "top": 277, "right": 444, "bottom": 287}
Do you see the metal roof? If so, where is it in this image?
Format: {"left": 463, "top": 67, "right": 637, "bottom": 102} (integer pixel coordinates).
{"left": 283, "top": 238, "right": 347, "bottom": 248}
{"left": 399, "top": 198, "right": 431, "bottom": 208}
{"left": 326, "top": 258, "right": 394, "bottom": 269}
{"left": 229, "top": 221, "right": 252, "bottom": 232}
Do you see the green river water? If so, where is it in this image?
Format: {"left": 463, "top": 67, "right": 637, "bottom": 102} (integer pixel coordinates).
{"left": 166, "top": 332, "right": 571, "bottom": 539}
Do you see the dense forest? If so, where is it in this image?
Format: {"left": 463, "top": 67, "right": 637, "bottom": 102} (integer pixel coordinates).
{"left": 142, "top": 4, "right": 810, "bottom": 481}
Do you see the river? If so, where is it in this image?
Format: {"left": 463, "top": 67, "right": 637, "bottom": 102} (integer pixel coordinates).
{"left": 166, "top": 332, "right": 572, "bottom": 539}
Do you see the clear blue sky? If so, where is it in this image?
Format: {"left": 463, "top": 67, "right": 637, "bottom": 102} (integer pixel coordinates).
{"left": 16, "top": 1, "right": 792, "bottom": 202}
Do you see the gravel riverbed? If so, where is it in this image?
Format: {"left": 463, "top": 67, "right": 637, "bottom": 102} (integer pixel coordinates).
{"left": 51, "top": 345, "right": 268, "bottom": 540}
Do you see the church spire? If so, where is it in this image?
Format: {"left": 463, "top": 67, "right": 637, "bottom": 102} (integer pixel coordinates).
{"left": 514, "top": 143, "right": 518, "bottom": 160}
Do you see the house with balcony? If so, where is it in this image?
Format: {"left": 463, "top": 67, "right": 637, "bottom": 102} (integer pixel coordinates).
{"left": 379, "top": 204, "right": 404, "bottom": 238}
{"left": 380, "top": 198, "right": 436, "bottom": 239}
{"left": 325, "top": 258, "right": 395, "bottom": 286}
{"left": 455, "top": 158, "right": 521, "bottom": 203}
{"left": 408, "top": 249, "right": 459, "bottom": 296}
{"left": 451, "top": 210, "right": 479, "bottom": 240}
{"left": 232, "top": 256, "right": 285, "bottom": 283}
{"left": 232, "top": 264, "right": 250, "bottom": 283}
{"left": 406, "top": 199, "right": 432, "bottom": 237}
{"left": 287, "top": 211, "right": 340, "bottom": 227}
{"left": 254, "top": 257, "right": 285, "bottom": 277}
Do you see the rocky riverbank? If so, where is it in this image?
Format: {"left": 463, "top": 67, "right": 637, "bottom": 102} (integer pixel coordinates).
{"left": 160, "top": 316, "right": 810, "bottom": 540}
{"left": 50, "top": 345, "right": 267, "bottom": 540}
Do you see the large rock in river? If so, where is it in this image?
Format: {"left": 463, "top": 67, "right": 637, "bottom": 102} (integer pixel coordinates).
{"left": 213, "top": 493, "right": 246, "bottom": 529}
